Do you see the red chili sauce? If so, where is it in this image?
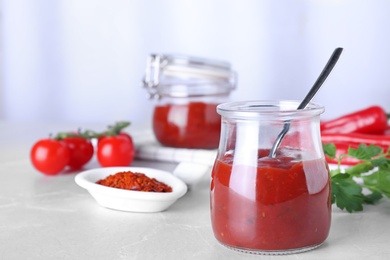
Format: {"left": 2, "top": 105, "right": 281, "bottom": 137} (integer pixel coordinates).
{"left": 153, "top": 102, "right": 221, "bottom": 149}
{"left": 210, "top": 149, "right": 331, "bottom": 251}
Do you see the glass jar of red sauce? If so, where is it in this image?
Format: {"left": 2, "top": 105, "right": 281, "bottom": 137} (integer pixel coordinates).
{"left": 142, "top": 54, "right": 236, "bottom": 149}
{"left": 210, "top": 100, "right": 331, "bottom": 255}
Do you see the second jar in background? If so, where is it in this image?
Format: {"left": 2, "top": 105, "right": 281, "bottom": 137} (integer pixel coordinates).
{"left": 142, "top": 54, "right": 237, "bottom": 149}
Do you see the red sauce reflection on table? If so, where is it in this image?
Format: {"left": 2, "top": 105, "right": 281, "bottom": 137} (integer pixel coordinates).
{"left": 211, "top": 149, "right": 331, "bottom": 252}
{"left": 153, "top": 102, "right": 221, "bottom": 149}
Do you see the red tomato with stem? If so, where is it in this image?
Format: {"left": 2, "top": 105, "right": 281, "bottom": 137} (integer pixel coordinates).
{"left": 97, "top": 134, "right": 135, "bottom": 167}
{"left": 30, "top": 139, "right": 71, "bottom": 175}
{"left": 62, "top": 137, "right": 94, "bottom": 169}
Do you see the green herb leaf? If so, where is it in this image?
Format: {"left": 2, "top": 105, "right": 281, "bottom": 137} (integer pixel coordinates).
{"left": 329, "top": 169, "right": 341, "bottom": 178}
{"left": 345, "top": 162, "right": 374, "bottom": 177}
{"left": 323, "top": 143, "right": 336, "bottom": 158}
{"left": 327, "top": 142, "right": 390, "bottom": 212}
{"left": 363, "top": 169, "right": 390, "bottom": 198}
{"left": 348, "top": 144, "right": 382, "bottom": 160}
{"left": 371, "top": 157, "right": 390, "bottom": 168}
{"left": 362, "top": 191, "right": 383, "bottom": 205}
{"left": 331, "top": 174, "right": 365, "bottom": 213}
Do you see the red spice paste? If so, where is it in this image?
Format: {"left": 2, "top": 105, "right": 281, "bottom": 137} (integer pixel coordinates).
{"left": 97, "top": 171, "right": 172, "bottom": 192}
{"left": 153, "top": 102, "right": 221, "bottom": 149}
{"left": 210, "top": 149, "right": 331, "bottom": 251}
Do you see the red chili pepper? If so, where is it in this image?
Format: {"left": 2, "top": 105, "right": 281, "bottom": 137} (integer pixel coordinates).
{"left": 321, "top": 133, "right": 390, "bottom": 149}
{"left": 321, "top": 106, "right": 389, "bottom": 134}
{"left": 384, "top": 125, "right": 390, "bottom": 135}
{"left": 322, "top": 133, "right": 390, "bottom": 165}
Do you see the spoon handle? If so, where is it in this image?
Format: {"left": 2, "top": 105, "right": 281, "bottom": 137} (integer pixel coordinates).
{"left": 297, "top": 47, "right": 343, "bottom": 109}
{"left": 269, "top": 47, "right": 343, "bottom": 158}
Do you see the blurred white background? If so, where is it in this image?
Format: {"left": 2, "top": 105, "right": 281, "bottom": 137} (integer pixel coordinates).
{"left": 1, "top": 0, "right": 389, "bottom": 130}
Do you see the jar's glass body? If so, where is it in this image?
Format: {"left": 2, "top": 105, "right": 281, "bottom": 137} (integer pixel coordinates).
{"left": 143, "top": 54, "right": 236, "bottom": 149}
{"left": 210, "top": 100, "right": 331, "bottom": 255}
{"left": 153, "top": 95, "right": 228, "bottom": 149}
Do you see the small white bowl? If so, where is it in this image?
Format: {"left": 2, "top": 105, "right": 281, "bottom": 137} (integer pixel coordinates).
{"left": 75, "top": 166, "right": 188, "bottom": 213}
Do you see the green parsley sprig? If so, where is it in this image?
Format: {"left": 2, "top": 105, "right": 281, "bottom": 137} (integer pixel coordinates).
{"left": 323, "top": 143, "right": 390, "bottom": 213}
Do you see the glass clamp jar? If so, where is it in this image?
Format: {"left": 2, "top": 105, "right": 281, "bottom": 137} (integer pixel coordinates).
{"left": 210, "top": 100, "right": 331, "bottom": 255}
{"left": 142, "top": 54, "right": 237, "bottom": 149}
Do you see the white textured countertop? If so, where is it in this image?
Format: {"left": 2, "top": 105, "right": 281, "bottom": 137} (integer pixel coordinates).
{"left": 1, "top": 121, "right": 390, "bottom": 259}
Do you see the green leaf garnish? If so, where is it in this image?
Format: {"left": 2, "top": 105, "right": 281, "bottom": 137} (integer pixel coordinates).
{"left": 331, "top": 174, "right": 364, "bottom": 213}
{"left": 348, "top": 144, "right": 382, "bottom": 160}
{"left": 325, "top": 143, "right": 390, "bottom": 212}
{"left": 323, "top": 143, "right": 336, "bottom": 158}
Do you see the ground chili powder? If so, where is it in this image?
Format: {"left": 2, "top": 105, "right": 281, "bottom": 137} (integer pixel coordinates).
{"left": 96, "top": 171, "right": 172, "bottom": 192}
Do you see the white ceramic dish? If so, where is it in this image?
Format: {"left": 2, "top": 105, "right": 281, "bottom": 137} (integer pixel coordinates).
{"left": 75, "top": 166, "right": 188, "bottom": 213}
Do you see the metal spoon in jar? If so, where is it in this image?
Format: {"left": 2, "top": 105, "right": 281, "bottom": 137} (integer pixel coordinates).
{"left": 268, "top": 47, "right": 343, "bottom": 158}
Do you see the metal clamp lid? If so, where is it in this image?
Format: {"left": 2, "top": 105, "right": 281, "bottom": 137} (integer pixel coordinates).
{"left": 142, "top": 54, "right": 236, "bottom": 99}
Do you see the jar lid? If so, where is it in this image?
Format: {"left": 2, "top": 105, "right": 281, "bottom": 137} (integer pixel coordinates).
{"left": 142, "top": 54, "right": 237, "bottom": 99}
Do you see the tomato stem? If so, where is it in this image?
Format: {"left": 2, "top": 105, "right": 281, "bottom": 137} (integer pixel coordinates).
{"left": 106, "top": 121, "right": 131, "bottom": 136}
{"left": 53, "top": 131, "right": 80, "bottom": 140}
{"left": 91, "top": 121, "right": 131, "bottom": 138}
{"left": 50, "top": 121, "right": 131, "bottom": 140}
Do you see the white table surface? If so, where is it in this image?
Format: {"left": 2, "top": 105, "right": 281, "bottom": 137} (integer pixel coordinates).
{"left": 1, "top": 121, "right": 390, "bottom": 260}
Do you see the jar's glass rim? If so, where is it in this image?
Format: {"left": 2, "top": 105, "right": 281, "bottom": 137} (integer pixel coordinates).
{"left": 160, "top": 54, "right": 232, "bottom": 71}
{"left": 217, "top": 100, "right": 325, "bottom": 119}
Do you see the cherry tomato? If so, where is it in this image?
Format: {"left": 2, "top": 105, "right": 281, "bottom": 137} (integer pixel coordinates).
{"left": 62, "top": 137, "right": 94, "bottom": 169}
{"left": 97, "top": 134, "right": 135, "bottom": 167}
{"left": 30, "top": 139, "right": 71, "bottom": 176}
